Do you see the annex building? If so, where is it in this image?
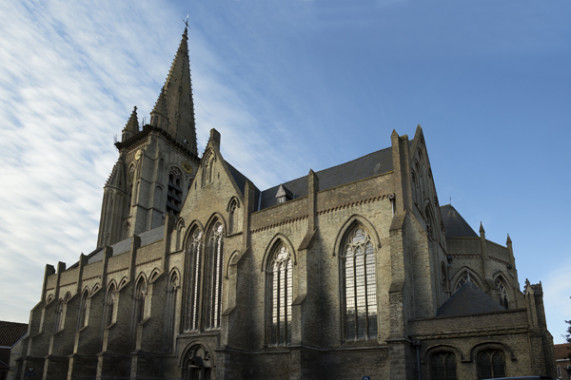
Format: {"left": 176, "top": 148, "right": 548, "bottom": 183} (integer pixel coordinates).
{"left": 13, "top": 27, "right": 556, "bottom": 380}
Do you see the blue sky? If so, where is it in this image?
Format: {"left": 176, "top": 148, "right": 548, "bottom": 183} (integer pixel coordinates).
{"left": 0, "top": 0, "right": 569, "bottom": 343}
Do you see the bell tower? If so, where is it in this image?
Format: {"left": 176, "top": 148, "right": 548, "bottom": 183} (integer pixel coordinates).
{"left": 97, "top": 27, "right": 200, "bottom": 248}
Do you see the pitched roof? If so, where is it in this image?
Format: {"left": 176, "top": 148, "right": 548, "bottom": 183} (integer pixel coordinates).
{"left": 259, "top": 147, "right": 393, "bottom": 209}
{"left": 437, "top": 282, "right": 505, "bottom": 317}
{"left": 554, "top": 343, "right": 571, "bottom": 360}
{"left": 440, "top": 204, "right": 478, "bottom": 238}
{"left": 0, "top": 321, "right": 27, "bottom": 347}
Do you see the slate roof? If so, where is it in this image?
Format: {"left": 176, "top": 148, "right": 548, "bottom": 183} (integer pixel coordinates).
{"left": 440, "top": 204, "right": 478, "bottom": 238}
{"left": 0, "top": 321, "right": 27, "bottom": 370}
{"left": 437, "top": 282, "right": 505, "bottom": 317}
{"left": 0, "top": 321, "right": 27, "bottom": 347}
{"left": 258, "top": 147, "right": 393, "bottom": 210}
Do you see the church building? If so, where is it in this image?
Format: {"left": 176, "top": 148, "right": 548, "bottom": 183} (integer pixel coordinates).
{"left": 14, "top": 27, "right": 555, "bottom": 380}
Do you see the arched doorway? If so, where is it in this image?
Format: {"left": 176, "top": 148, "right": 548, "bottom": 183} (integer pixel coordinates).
{"left": 183, "top": 344, "right": 212, "bottom": 380}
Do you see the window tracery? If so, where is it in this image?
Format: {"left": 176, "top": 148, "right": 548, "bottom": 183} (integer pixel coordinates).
{"left": 205, "top": 221, "right": 224, "bottom": 329}
{"left": 455, "top": 271, "right": 479, "bottom": 290}
{"left": 268, "top": 244, "right": 293, "bottom": 346}
{"left": 341, "top": 226, "right": 378, "bottom": 341}
{"left": 185, "top": 228, "right": 202, "bottom": 332}
{"left": 495, "top": 277, "right": 509, "bottom": 309}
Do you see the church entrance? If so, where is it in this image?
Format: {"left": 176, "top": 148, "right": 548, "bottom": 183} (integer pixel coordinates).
{"left": 182, "top": 344, "right": 212, "bottom": 380}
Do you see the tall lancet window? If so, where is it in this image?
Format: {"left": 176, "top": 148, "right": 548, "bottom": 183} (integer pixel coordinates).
{"left": 341, "top": 226, "right": 378, "bottom": 341}
{"left": 165, "top": 271, "right": 179, "bottom": 350}
{"left": 202, "top": 152, "right": 215, "bottom": 186}
{"left": 185, "top": 228, "right": 202, "bottom": 332}
{"left": 134, "top": 277, "right": 147, "bottom": 324}
{"left": 77, "top": 289, "right": 89, "bottom": 330}
{"left": 167, "top": 167, "right": 183, "bottom": 215}
{"left": 54, "top": 299, "right": 64, "bottom": 332}
{"left": 205, "top": 221, "right": 224, "bottom": 329}
{"left": 268, "top": 244, "right": 293, "bottom": 346}
{"left": 105, "top": 284, "right": 116, "bottom": 327}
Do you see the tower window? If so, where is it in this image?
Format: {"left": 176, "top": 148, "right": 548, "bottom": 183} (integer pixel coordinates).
{"left": 167, "top": 168, "right": 183, "bottom": 215}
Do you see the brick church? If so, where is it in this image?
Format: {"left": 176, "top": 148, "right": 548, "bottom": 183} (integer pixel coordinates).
{"left": 13, "top": 27, "right": 556, "bottom": 379}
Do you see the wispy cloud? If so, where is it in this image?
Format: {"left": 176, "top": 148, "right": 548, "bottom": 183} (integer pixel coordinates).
{"left": 0, "top": 1, "right": 314, "bottom": 322}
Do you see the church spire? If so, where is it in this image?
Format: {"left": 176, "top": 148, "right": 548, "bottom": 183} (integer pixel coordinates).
{"left": 149, "top": 26, "right": 198, "bottom": 155}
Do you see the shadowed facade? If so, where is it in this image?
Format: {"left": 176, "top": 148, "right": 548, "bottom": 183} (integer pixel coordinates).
{"left": 13, "top": 28, "right": 555, "bottom": 380}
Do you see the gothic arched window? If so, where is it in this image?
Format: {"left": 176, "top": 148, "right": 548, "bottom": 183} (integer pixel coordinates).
{"left": 455, "top": 271, "right": 480, "bottom": 290}
{"left": 341, "top": 226, "right": 378, "bottom": 341}
{"left": 430, "top": 351, "right": 457, "bottom": 380}
{"left": 495, "top": 277, "right": 509, "bottom": 309}
{"left": 77, "top": 289, "right": 89, "bottom": 330}
{"left": 204, "top": 221, "right": 224, "bottom": 329}
{"left": 185, "top": 228, "right": 203, "bottom": 332}
{"left": 105, "top": 284, "right": 116, "bottom": 327}
{"left": 268, "top": 244, "right": 293, "bottom": 346}
{"left": 202, "top": 152, "right": 215, "bottom": 186}
{"left": 134, "top": 277, "right": 147, "bottom": 324}
{"left": 476, "top": 349, "right": 506, "bottom": 379}
{"left": 167, "top": 167, "right": 183, "bottom": 215}
{"left": 165, "top": 271, "right": 180, "bottom": 350}
{"left": 54, "top": 299, "right": 64, "bottom": 332}
{"left": 228, "top": 199, "right": 238, "bottom": 234}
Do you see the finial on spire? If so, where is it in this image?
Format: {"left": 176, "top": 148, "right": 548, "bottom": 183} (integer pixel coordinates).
{"left": 506, "top": 234, "right": 512, "bottom": 245}
{"left": 479, "top": 222, "right": 485, "bottom": 234}
{"left": 183, "top": 14, "right": 189, "bottom": 31}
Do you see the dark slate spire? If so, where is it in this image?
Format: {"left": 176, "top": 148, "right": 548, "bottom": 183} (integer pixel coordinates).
{"left": 122, "top": 106, "right": 139, "bottom": 141}
{"left": 150, "top": 27, "right": 198, "bottom": 154}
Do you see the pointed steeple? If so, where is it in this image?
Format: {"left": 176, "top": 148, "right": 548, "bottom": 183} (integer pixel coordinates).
{"left": 150, "top": 87, "right": 168, "bottom": 130}
{"left": 122, "top": 106, "right": 139, "bottom": 141}
{"left": 149, "top": 26, "right": 198, "bottom": 155}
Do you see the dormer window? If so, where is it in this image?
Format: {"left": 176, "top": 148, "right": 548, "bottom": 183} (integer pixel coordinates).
{"left": 275, "top": 184, "right": 292, "bottom": 204}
